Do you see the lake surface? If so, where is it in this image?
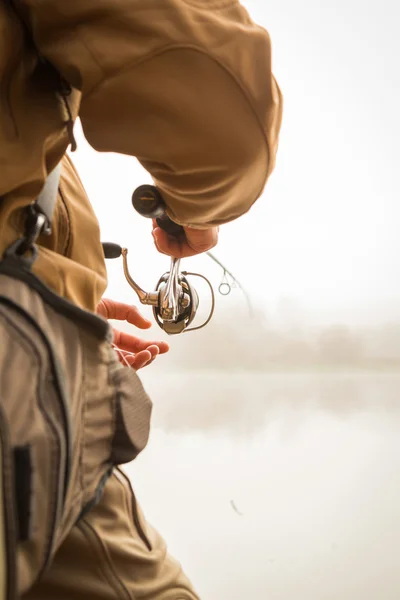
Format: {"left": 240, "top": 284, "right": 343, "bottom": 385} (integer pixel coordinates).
{"left": 126, "top": 371, "right": 400, "bottom": 600}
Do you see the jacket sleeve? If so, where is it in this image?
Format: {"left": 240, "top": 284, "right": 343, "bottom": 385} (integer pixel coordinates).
{"left": 22, "top": 0, "right": 283, "bottom": 228}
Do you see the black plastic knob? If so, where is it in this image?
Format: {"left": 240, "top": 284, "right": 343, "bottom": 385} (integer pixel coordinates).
{"left": 132, "top": 185, "right": 184, "bottom": 237}
{"left": 102, "top": 242, "right": 122, "bottom": 259}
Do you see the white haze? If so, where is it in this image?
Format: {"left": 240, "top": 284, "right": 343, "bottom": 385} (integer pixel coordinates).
{"left": 71, "top": 0, "right": 400, "bottom": 598}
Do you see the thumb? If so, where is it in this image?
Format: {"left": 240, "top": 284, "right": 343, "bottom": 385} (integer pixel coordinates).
{"left": 184, "top": 227, "right": 218, "bottom": 253}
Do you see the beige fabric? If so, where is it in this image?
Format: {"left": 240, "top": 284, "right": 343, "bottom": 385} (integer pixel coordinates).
{"left": 0, "top": 274, "right": 152, "bottom": 596}
{"left": 0, "top": 0, "right": 282, "bottom": 311}
{"left": 0, "top": 153, "right": 108, "bottom": 312}
{"left": 23, "top": 469, "right": 199, "bottom": 600}
{"left": 0, "top": 438, "right": 5, "bottom": 600}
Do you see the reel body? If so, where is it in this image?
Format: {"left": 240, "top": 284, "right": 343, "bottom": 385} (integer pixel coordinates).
{"left": 124, "top": 250, "right": 214, "bottom": 335}
{"left": 153, "top": 267, "right": 197, "bottom": 334}
{"left": 102, "top": 243, "right": 214, "bottom": 335}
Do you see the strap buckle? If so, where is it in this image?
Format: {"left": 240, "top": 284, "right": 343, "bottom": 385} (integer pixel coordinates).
{"left": 2, "top": 161, "right": 60, "bottom": 265}
{"left": 3, "top": 204, "right": 51, "bottom": 266}
{"left": 24, "top": 204, "right": 51, "bottom": 244}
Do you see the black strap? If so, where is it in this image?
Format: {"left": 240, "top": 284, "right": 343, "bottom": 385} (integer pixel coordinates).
{"left": 13, "top": 446, "right": 32, "bottom": 542}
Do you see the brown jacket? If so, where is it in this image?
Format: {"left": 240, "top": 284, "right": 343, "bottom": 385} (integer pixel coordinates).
{"left": 0, "top": 0, "right": 282, "bottom": 312}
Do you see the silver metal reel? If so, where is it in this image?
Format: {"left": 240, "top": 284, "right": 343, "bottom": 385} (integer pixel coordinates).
{"left": 121, "top": 248, "right": 215, "bottom": 335}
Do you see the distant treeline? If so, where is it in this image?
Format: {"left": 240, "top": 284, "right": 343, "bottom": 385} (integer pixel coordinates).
{"left": 151, "top": 305, "right": 400, "bottom": 372}
{"left": 112, "top": 299, "right": 400, "bottom": 371}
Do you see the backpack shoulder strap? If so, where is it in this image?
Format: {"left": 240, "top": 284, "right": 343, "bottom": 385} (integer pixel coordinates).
{"left": 5, "top": 0, "right": 62, "bottom": 234}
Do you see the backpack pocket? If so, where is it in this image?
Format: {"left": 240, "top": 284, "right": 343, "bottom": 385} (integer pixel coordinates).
{"left": 0, "top": 296, "right": 71, "bottom": 596}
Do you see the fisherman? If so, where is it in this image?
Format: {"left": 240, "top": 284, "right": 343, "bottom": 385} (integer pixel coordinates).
{"left": 0, "top": 1, "right": 282, "bottom": 598}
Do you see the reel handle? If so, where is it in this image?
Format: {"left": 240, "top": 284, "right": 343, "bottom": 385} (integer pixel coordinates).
{"left": 132, "top": 184, "right": 184, "bottom": 237}
{"left": 102, "top": 242, "right": 122, "bottom": 259}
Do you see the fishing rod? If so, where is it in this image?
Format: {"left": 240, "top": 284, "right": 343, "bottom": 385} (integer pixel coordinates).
{"left": 102, "top": 185, "right": 252, "bottom": 334}
{"left": 205, "top": 251, "right": 254, "bottom": 318}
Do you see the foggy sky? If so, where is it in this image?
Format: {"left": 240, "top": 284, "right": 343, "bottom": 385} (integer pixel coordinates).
{"left": 72, "top": 0, "right": 400, "bottom": 327}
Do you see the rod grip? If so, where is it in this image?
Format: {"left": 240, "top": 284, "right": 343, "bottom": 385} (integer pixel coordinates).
{"left": 132, "top": 185, "right": 184, "bottom": 237}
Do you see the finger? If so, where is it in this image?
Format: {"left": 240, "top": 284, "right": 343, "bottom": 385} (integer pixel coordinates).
{"left": 145, "top": 344, "right": 161, "bottom": 359}
{"left": 123, "top": 305, "right": 152, "bottom": 329}
{"left": 146, "top": 342, "right": 169, "bottom": 355}
{"left": 113, "top": 345, "right": 165, "bottom": 369}
{"left": 114, "top": 347, "right": 134, "bottom": 367}
{"left": 136, "top": 344, "right": 159, "bottom": 360}
{"left": 135, "top": 345, "right": 165, "bottom": 366}
{"left": 113, "top": 329, "right": 169, "bottom": 354}
{"left": 152, "top": 227, "right": 218, "bottom": 258}
{"left": 99, "top": 299, "right": 152, "bottom": 329}
{"left": 126, "top": 350, "right": 153, "bottom": 370}
{"left": 185, "top": 227, "right": 219, "bottom": 254}
{"left": 152, "top": 228, "right": 197, "bottom": 258}
{"left": 138, "top": 349, "right": 161, "bottom": 369}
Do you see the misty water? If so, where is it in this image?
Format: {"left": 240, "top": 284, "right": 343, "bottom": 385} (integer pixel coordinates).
{"left": 126, "top": 370, "right": 400, "bottom": 600}
{"left": 71, "top": 0, "right": 400, "bottom": 593}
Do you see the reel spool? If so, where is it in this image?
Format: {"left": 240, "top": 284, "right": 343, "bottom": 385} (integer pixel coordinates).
{"left": 152, "top": 268, "right": 215, "bottom": 334}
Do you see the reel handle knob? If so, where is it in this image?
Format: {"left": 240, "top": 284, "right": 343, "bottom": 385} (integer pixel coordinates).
{"left": 102, "top": 242, "right": 122, "bottom": 259}
{"left": 132, "top": 185, "right": 184, "bottom": 237}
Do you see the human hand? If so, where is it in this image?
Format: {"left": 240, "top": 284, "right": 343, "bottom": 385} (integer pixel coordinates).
{"left": 152, "top": 221, "right": 218, "bottom": 258}
{"left": 97, "top": 298, "right": 169, "bottom": 369}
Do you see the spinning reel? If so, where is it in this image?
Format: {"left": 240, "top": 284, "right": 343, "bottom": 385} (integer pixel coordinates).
{"left": 102, "top": 185, "right": 215, "bottom": 335}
